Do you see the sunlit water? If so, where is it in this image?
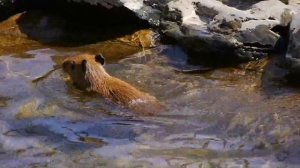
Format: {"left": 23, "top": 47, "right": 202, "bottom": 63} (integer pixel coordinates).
{"left": 0, "top": 45, "right": 300, "bottom": 168}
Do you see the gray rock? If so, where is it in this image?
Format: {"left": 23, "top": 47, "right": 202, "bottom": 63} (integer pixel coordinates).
{"left": 286, "top": 11, "right": 300, "bottom": 77}
{"left": 158, "top": 0, "right": 297, "bottom": 65}
{"left": 77, "top": 0, "right": 298, "bottom": 66}
{"left": 8, "top": 0, "right": 300, "bottom": 66}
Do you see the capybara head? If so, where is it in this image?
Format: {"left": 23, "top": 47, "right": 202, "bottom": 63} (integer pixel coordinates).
{"left": 62, "top": 53, "right": 107, "bottom": 89}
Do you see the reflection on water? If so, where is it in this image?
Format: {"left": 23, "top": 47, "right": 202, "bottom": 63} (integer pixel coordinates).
{"left": 0, "top": 46, "right": 300, "bottom": 168}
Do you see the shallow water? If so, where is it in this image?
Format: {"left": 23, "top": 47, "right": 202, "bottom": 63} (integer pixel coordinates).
{"left": 0, "top": 44, "right": 300, "bottom": 168}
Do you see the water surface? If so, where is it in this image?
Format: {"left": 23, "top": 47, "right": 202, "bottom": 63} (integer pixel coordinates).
{"left": 0, "top": 43, "right": 300, "bottom": 168}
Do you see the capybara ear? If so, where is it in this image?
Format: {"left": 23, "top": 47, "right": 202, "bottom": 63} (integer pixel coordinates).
{"left": 95, "top": 54, "right": 105, "bottom": 65}
{"left": 81, "top": 59, "right": 87, "bottom": 72}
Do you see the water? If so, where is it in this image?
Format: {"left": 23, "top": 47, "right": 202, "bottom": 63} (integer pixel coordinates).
{"left": 0, "top": 43, "right": 300, "bottom": 168}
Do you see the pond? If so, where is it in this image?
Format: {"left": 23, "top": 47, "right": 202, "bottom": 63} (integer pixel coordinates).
{"left": 0, "top": 13, "right": 300, "bottom": 168}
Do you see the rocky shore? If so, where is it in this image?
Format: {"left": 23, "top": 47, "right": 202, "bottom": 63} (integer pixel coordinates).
{"left": 1, "top": 0, "right": 300, "bottom": 78}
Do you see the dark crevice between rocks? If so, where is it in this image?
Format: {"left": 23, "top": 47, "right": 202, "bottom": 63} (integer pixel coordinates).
{"left": 265, "top": 24, "right": 295, "bottom": 86}
{"left": 182, "top": 41, "right": 245, "bottom": 68}
{"left": 11, "top": 0, "right": 150, "bottom": 46}
{"left": 220, "top": 0, "right": 288, "bottom": 10}
{"left": 219, "top": 0, "right": 263, "bottom": 10}
{"left": 272, "top": 24, "right": 290, "bottom": 54}
{"left": 285, "top": 68, "right": 300, "bottom": 85}
{"left": 143, "top": 0, "right": 169, "bottom": 11}
{"left": 270, "top": 24, "right": 295, "bottom": 83}
{"left": 162, "top": 6, "right": 183, "bottom": 25}
{"left": 186, "top": 51, "right": 247, "bottom": 68}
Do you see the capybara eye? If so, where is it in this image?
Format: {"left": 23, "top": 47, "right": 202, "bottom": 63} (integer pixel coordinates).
{"left": 81, "top": 60, "right": 87, "bottom": 72}
{"left": 95, "top": 54, "right": 105, "bottom": 65}
{"left": 71, "top": 64, "right": 75, "bottom": 71}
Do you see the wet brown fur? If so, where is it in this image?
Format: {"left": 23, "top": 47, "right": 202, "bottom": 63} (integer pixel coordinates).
{"left": 62, "top": 54, "right": 162, "bottom": 115}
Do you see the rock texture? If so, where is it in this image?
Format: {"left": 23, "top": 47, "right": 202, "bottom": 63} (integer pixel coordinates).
{"left": 65, "top": 0, "right": 299, "bottom": 66}
{"left": 286, "top": 9, "right": 300, "bottom": 78}
{"left": 146, "top": 0, "right": 298, "bottom": 65}
{"left": 2, "top": 0, "right": 300, "bottom": 70}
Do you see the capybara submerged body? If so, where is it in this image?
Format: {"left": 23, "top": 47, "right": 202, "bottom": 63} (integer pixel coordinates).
{"left": 62, "top": 53, "right": 162, "bottom": 115}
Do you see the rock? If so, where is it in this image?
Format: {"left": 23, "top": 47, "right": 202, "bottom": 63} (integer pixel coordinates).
{"left": 159, "top": 0, "right": 299, "bottom": 65}
{"left": 70, "top": 0, "right": 299, "bottom": 65}
{"left": 117, "top": 29, "right": 158, "bottom": 48}
{"left": 285, "top": 8, "right": 300, "bottom": 80}
{"left": 4, "top": 0, "right": 300, "bottom": 66}
{"left": 0, "top": 11, "right": 159, "bottom": 60}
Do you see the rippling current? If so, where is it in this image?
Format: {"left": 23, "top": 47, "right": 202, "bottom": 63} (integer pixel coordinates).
{"left": 0, "top": 45, "right": 300, "bottom": 168}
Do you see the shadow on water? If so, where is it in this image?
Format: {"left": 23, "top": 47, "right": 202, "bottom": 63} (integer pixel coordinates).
{"left": 260, "top": 52, "right": 300, "bottom": 96}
